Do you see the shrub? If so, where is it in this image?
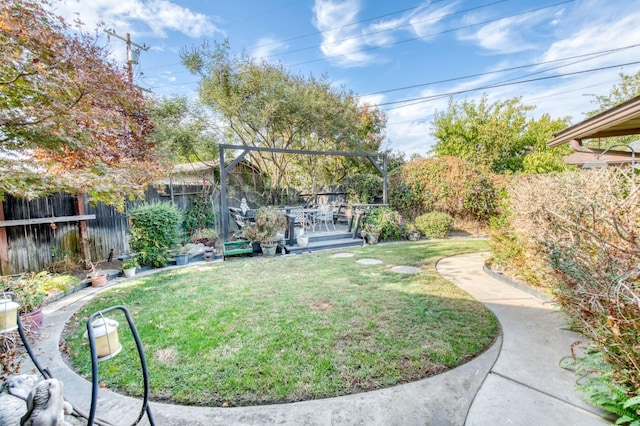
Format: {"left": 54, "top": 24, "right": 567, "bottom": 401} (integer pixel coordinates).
{"left": 415, "top": 212, "right": 453, "bottom": 238}
{"left": 346, "top": 173, "right": 383, "bottom": 204}
{"left": 1, "top": 272, "right": 78, "bottom": 313}
{"left": 242, "top": 207, "right": 287, "bottom": 244}
{"left": 493, "top": 168, "right": 640, "bottom": 419}
{"left": 122, "top": 258, "right": 139, "bottom": 270}
{"left": 389, "top": 156, "right": 499, "bottom": 224}
{"left": 128, "top": 201, "right": 183, "bottom": 267}
{"left": 183, "top": 193, "right": 217, "bottom": 233}
{"left": 361, "top": 207, "right": 404, "bottom": 240}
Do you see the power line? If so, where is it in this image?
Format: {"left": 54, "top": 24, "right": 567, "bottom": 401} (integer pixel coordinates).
{"left": 261, "top": 0, "right": 509, "bottom": 59}
{"left": 291, "top": 0, "right": 574, "bottom": 67}
{"left": 385, "top": 78, "right": 621, "bottom": 126}
{"left": 377, "top": 60, "right": 640, "bottom": 110}
{"left": 365, "top": 43, "right": 640, "bottom": 96}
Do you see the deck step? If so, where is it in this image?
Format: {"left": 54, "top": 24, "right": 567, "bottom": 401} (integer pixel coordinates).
{"left": 286, "top": 236, "right": 363, "bottom": 254}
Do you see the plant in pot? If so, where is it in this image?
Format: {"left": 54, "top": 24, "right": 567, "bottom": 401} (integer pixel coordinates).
{"left": 191, "top": 228, "right": 218, "bottom": 260}
{"left": 405, "top": 222, "right": 421, "bottom": 241}
{"left": 88, "top": 261, "right": 108, "bottom": 287}
{"left": 361, "top": 207, "right": 405, "bottom": 244}
{"left": 242, "top": 207, "right": 287, "bottom": 256}
{"left": 362, "top": 222, "right": 381, "bottom": 245}
{"left": 174, "top": 245, "right": 190, "bottom": 266}
{"left": 122, "top": 258, "right": 139, "bottom": 278}
{"left": 1, "top": 272, "right": 48, "bottom": 330}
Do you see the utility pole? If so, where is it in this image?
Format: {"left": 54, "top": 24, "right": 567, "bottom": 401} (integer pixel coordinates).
{"left": 105, "top": 29, "right": 149, "bottom": 84}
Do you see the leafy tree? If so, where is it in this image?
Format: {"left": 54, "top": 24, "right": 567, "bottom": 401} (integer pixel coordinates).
{"left": 588, "top": 71, "right": 640, "bottom": 116}
{"left": 431, "top": 96, "right": 569, "bottom": 174}
{"left": 0, "top": 0, "right": 161, "bottom": 208}
{"left": 180, "top": 40, "right": 386, "bottom": 203}
{"left": 585, "top": 71, "right": 640, "bottom": 148}
{"left": 147, "top": 95, "right": 219, "bottom": 164}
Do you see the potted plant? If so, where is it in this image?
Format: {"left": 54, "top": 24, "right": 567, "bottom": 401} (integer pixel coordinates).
{"left": 362, "top": 222, "right": 381, "bottom": 245}
{"left": 190, "top": 228, "right": 218, "bottom": 248}
{"left": 1, "top": 272, "right": 48, "bottom": 330}
{"left": 296, "top": 228, "right": 309, "bottom": 247}
{"left": 88, "top": 261, "right": 108, "bottom": 287}
{"left": 175, "top": 245, "right": 190, "bottom": 266}
{"left": 242, "top": 207, "right": 287, "bottom": 256}
{"left": 405, "top": 222, "right": 421, "bottom": 241}
{"left": 122, "top": 258, "right": 139, "bottom": 278}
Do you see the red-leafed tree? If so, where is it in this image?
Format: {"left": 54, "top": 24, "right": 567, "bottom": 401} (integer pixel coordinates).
{"left": 0, "top": 0, "right": 161, "bottom": 208}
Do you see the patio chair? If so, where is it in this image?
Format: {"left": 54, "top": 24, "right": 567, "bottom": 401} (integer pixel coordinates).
{"left": 313, "top": 204, "right": 335, "bottom": 232}
{"left": 289, "top": 206, "right": 308, "bottom": 229}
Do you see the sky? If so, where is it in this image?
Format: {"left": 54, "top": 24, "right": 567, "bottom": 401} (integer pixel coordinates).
{"left": 53, "top": 0, "right": 640, "bottom": 158}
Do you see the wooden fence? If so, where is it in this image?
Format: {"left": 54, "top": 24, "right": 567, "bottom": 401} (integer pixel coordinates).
{"left": 0, "top": 184, "right": 220, "bottom": 276}
{"left": 0, "top": 182, "right": 349, "bottom": 275}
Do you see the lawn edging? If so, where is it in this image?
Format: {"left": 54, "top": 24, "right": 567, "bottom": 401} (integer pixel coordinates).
{"left": 482, "top": 262, "right": 551, "bottom": 302}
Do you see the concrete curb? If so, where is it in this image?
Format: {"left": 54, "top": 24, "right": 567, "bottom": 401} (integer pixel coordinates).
{"left": 21, "top": 256, "right": 501, "bottom": 426}
{"left": 482, "top": 263, "right": 552, "bottom": 302}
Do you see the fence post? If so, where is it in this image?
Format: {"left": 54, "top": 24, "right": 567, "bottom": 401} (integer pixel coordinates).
{"left": 76, "top": 194, "right": 92, "bottom": 268}
{"left": 0, "top": 202, "right": 9, "bottom": 275}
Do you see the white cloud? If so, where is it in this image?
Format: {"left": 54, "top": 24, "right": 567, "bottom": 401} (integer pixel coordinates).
{"left": 161, "top": 71, "right": 177, "bottom": 83}
{"left": 540, "top": 13, "right": 640, "bottom": 71}
{"left": 407, "top": 2, "right": 459, "bottom": 39}
{"left": 53, "top": 0, "right": 222, "bottom": 39}
{"left": 312, "top": 0, "right": 375, "bottom": 67}
{"left": 251, "top": 37, "right": 289, "bottom": 61}
{"left": 458, "top": 11, "right": 549, "bottom": 54}
{"left": 312, "top": 0, "right": 458, "bottom": 68}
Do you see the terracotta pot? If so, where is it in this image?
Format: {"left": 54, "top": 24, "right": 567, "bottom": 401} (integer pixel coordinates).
{"left": 20, "top": 307, "right": 44, "bottom": 331}
{"left": 91, "top": 274, "right": 107, "bottom": 287}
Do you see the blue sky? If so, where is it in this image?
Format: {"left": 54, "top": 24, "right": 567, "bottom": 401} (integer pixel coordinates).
{"left": 55, "top": 0, "right": 640, "bottom": 157}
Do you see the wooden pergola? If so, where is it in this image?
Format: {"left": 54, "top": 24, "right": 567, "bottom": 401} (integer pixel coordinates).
{"left": 218, "top": 144, "right": 388, "bottom": 241}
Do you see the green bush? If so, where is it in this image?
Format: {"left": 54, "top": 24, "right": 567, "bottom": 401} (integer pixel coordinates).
{"left": 389, "top": 156, "right": 499, "bottom": 223}
{"left": 361, "top": 207, "right": 404, "bottom": 240}
{"left": 415, "top": 212, "right": 453, "bottom": 238}
{"left": 183, "top": 194, "right": 216, "bottom": 233}
{"left": 346, "top": 173, "right": 382, "bottom": 204}
{"left": 128, "top": 201, "right": 183, "bottom": 267}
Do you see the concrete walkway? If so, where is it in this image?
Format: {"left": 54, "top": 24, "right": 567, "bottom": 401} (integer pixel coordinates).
{"left": 20, "top": 252, "right": 610, "bottom": 425}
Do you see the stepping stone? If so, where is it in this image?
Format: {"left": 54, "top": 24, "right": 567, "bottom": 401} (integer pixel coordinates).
{"left": 357, "top": 258, "right": 383, "bottom": 265}
{"left": 332, "top": 252, "right": 354, "bottom": 258}
{"left": 390, "top": 266, "right": 421, "bottom": 274}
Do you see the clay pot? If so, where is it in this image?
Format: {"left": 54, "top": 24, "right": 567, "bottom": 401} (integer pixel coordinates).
{"left": 91, "top": 274, "right": 107, "bottom": 287}
{"left": 20, "top": 307, "right": 44, "bottom": 331}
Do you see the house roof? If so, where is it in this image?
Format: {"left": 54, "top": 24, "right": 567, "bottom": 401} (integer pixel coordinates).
{"left": 547, "top": 94, "right": 640, "bottom": 147}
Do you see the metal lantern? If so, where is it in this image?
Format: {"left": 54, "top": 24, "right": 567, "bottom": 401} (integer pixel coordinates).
{"left": 85, "top": 317, "right": 122, "bottom": 361}
{"left": 0, "top": 297, "right": 20, "bottom": 333}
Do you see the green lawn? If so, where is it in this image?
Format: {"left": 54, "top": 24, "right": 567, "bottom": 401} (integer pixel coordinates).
{"left": 63, "top": 239, "right": 498, "bottom": 407}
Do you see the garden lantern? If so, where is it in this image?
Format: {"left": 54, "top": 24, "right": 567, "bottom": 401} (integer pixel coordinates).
{"left": 0, "top": 296, "right": 20, "bottom": 333}
{"left": 85, "top": 317, "right": 122, "bottom": 361}
{"left": 85, "top": 306, "right": 155, "bottom": 425}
